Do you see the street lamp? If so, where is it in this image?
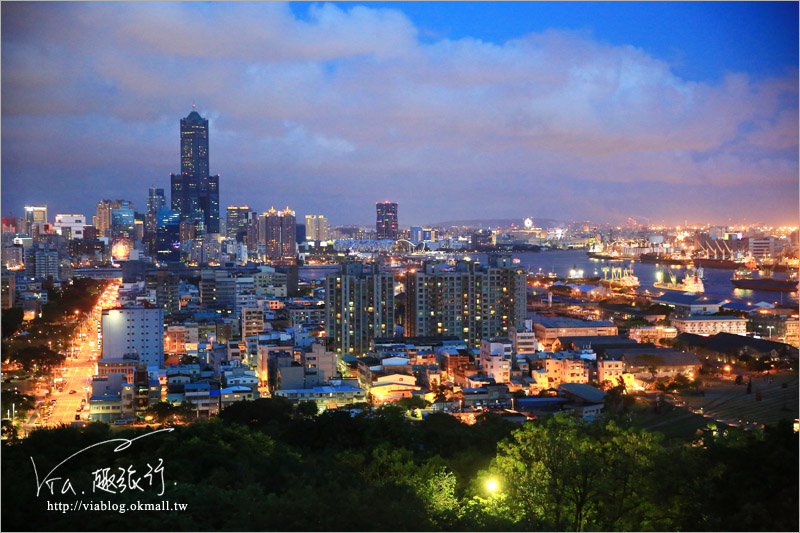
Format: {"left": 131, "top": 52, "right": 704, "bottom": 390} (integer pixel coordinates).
{"left": 487, "top": 480, "right": 497, "bottom": 492}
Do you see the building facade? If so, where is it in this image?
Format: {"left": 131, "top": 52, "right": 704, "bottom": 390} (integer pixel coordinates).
{"left": 305, "top": 215, "right": 330, "bottom": 242}
{"left": 54, "top": 214, "right": 86, "bottom": 240}
{"left": 260, "top": 207, "right": 296, "bottom": 260}
{"left": 376, "top": 202, "right": 398, "bottom": 240}
{"left": 101, "top": 306, "right": 165, "bottom": 368}
{"left": 405, "top": 256, "right": 527, "bottom": 348}
{"left": 325, "top": 262, "right": 395, "bottom": 356}
{"left": 671, "top": 316, "right": 748, "bottom": 336}
{"left": 155, "top": 210, "right": 181, "bottom": 263}
{"left": 226, "top": 206, "right": 252, "bottom": 241}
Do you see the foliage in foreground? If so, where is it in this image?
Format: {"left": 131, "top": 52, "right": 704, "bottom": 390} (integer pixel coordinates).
{"left": 1, "top": 399, "right": 797, "bottom": 532}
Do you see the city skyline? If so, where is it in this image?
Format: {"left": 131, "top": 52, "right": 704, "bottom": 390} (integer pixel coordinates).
{"left": 2, "top": 2, "right": 798, "bottom": 226}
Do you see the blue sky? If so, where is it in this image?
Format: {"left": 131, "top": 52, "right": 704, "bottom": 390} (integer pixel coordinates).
{"left": 2, "top": 1, "right": 798, "bottom": 226}
{"left": 320, "top": 2, "right": 798, "bottom": 82}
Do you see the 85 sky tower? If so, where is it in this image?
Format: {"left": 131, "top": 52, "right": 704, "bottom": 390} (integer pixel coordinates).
{"left": 170, "top": 107, "right": 220, "bottom": 235}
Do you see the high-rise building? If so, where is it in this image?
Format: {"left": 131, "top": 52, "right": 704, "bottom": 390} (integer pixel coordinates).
{"left": 96, "top": 200, "right": 133, "bottom": 238}
{"left": 325, "top": 262, "right": 395, "bottom": 356}
{"left": 101, "top": 306, "right": 165, "bottom": 368}
{"left": 24, "top": 243, "right": 59, "bottom": 280}
{"left": 376, "top": 202, "right": 398, "bottom": 240}
{"left": 147, "top": 187, "right": 166, "bottom": 214}
{"left": 305, "top": 215, "right": 330, "bottom": 242}
{"left": 24, "top": 206, "right": 48, "bottom": 237}
{"left": 155, "top": 210, "right": 181, "bottom": 263}
{"left": 226, "top": 206, "right": 252, "bottom": 241}
{"left": 405, "top": 255, "right": 526, "bottom": 348}
{"left": 170, "top": 108, "right": 220, "bottom": 235}
{"left": 260, "top": 207, "right": 296, "bottom": 260}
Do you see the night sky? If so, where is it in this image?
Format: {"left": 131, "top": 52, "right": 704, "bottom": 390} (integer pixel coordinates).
{"left": 2, "top": 1, "right": 797, "bottom": 227}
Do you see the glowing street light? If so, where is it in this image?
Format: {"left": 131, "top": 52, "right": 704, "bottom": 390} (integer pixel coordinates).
{"left": 487, "top": 480, "right": 497, "bottom": 492}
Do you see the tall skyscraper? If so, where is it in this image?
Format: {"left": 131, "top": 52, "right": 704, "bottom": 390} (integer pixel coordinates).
{"left": 325, "top": 262, "right": 395, "bottom": 355}
{"left": 170, "top": 108, "right": 220, "bottom": 235}
{"left": 260, "top": 207, "right": 296, "bottom": 260}
{"left": 376, "top": 202, "right": 398, "bottom": 240}
{"left": 405, "top": 255, "right": 526, "bottom": 348}
{"left": 305, "top": 215, "right": 330, "bottom": 241}
{"left": 226, "top": 206, "right": 252, "bottom": 241}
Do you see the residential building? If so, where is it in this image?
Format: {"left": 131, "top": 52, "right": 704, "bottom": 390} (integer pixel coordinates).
{"left": 405, "top": 255, "right": 527, "bottom": 348}
{"left": 241, "top": 307, "right": 264, "bottom": 340}
{"left": 101, "top": 305, "right": 165, "bottom": 368}
{"left": 510, "top": 321, "right": 539, "bottom": 354}
{"left": 274, "top": 384, "right": 367, "bottom": 411}
{"left": 301, "top": 342, "right": 338, "bottom": 386}
{"left": 596, "top": 359, "right": 625, "bottom": 386}
{"left": 325, "top": 262, "right": 395, "bottom": 356}
{"left": 479, "top": 338, "right": 512, "bottom": 383}
{"left": 305, "top": 215, "right": 330, "bottom": 242}
{"left": 261, "top": 207, "right": 296, "bottom": 260}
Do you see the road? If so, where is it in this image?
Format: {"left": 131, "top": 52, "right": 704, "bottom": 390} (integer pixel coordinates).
{"left": 35, "top": 282, "right": 120, "bottom": 428}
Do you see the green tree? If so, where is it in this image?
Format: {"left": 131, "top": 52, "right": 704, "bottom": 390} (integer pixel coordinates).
{"left": 1, "top": 389, "right": 36, "bottom": 420}
{"left": 489, "top": 414, "right": 664, "bottom": 531}
{"left": 396, "top": 395, "right": 429, "bottom": 411}
{"left": 295, "top": 400, "right": 319, "bottom": 417}
{"left": 144, "top": 401, "right": 179, "bottom": 423}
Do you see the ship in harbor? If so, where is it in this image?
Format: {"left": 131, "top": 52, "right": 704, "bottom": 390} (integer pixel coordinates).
{"left": 730, "top": 269, "right": 798, "bottom": 292}
{"left": 692, "top": 240, "right": 757, "bottom": 270}
{"left": 587, "top": 250, "right": 625, "bottom": 261}
{"left": 692, "top": 257, "right": 748, "bottom": 270}
{"left": 600, "top": 264, "right": 639, "bottom": 289}
{"left": 639, "top": 252, "right": 693, "bottom": 266}
{"left": 653, "top": 267, "right": 704, "bottom": 293}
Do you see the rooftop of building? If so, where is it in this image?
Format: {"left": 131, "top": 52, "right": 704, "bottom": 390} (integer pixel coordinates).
{"left": 672, "top": 315, "right": 747, "bottom": 321}
{"left": 676, "top": 332, "right": 798, "bottom": 355}
{"left": 535, "top": 317, "right": 616, "bottom": 328}
{"left": 558, "top": 383, "right": 607, "bottom": 404}
{"left": 650, "top": 294, "right": 725, "bottom": 306}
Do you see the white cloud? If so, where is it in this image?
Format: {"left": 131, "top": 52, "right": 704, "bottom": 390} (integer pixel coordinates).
{"left": 1, "top": 2, "right": 796, "bottom": 224}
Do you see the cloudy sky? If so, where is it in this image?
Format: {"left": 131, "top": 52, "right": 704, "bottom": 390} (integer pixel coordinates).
{"left": 2, "top": 1, "right": 797, "bottom": 227}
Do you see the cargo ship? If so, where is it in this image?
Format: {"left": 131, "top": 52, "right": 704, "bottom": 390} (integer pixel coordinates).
{"left": 730, "top": 270, "right": 798, "bottom": 292}
{"left": 692, "top": 257, "right": 745, "bottom": 270}
{"left": 639, "top": 252, "right": 693, "bottom": 266}
{"left": 653, "top": 267, "right": 704, "bottom": 293}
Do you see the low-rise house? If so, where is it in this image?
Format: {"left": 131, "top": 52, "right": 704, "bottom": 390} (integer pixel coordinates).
{"left": 220, "top": 386, "right": 255, "bottom": 407}
{"left": 274, "top": 384, "right": 367, "bottom": 411}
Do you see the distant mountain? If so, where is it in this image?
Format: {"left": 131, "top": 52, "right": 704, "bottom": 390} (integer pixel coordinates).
{"left": 426, "top": 217, "right": 563, "bottom": 229}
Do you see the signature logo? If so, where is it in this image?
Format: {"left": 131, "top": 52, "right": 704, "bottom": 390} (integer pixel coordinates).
{"left": 31, "top": 428, "right": 173, "bottom": 498}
